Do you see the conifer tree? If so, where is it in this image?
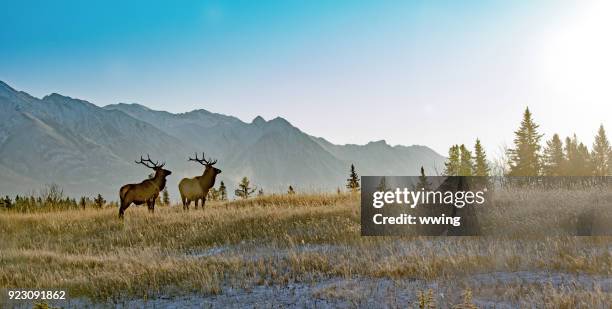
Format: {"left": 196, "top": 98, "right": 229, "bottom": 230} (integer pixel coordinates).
{"left": 3, "top": 195, "right": 11, "bottom": 209}
{"left": 565, "top": 134, "right": 591, "bottom": 175}
{"left": 472, "top": 139, "right": 490, "bottom": 176}
{"left": 219, "top": 181, "right": 227, "bottom": 201}
{"left": 507, "top": 107, "right": 543, "bottom": 176}
{"left": 234, "top": 177, "right": 256, "bottom": 199}
{"left": 162, "top": 187, "right": 170, "bottom": 205}
{"left": 444, "top": 145, "right": 460, "bottom": 176}
{"left": 591, "top": 124, "right": 611, "bottom": 176}
{"left": 79, "top": 196, "right": 87, "bottom": 209}
{"left": 93, "top": 194, "right": 105, "bottom": 208}
{"left": 459, "top": 144, "right": 474, "bottom": 176}
{"left": 376, "top": 177, "right": 388, "bottom": 192}
{"left": 346, "top": 164, "right": 360, "bottom": 192}
{"left": 576, "top": 142, "right": 592, "bottom": 176}
{"left": 542, "top": 134, "right": 565, "bottom": 176}
{"left": 416, "top": 166, "right": 431, "bottom": 190}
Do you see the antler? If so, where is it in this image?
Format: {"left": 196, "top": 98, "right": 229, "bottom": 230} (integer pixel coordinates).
{"left": 188, "top": 152, "right": 217, "bottom": 166}
{"left": 135, "top": 154, "right": 165, "bottom": 169}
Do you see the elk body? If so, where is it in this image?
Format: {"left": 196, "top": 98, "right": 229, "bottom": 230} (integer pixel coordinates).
{"left": 119, "top": 155, "right": 172, "bottom": 218}
{"left": 179, "top": 152, "right": 221, "bottom": 210}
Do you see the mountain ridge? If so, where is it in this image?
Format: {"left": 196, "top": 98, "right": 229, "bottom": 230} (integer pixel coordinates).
{"left": 0, "top": 81, "right": 445, "bottom": 200}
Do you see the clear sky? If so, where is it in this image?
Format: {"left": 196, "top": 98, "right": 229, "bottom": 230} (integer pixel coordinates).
{"left": 1, "top": 0, "right": 610, "bottom": 155}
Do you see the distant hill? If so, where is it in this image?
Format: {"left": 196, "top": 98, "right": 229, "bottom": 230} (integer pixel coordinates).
{"left": 0, "top": 81, "right": 444, "bottom": 200}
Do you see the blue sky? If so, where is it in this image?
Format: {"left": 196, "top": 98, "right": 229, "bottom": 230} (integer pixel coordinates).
{"left": 1, "top": 0, "right": 610, "bottom": 155}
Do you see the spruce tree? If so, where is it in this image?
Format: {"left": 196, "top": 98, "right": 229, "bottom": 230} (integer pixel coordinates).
{"left": 376, "top": 177, "right": 388, "bottom": 192}
{"left": 93, "top": 194, "right": 105, "bottom": 208}
{"left": 459, "top": 144, "right": 474, "bottom": 176}
{"left": 507, "top": 107, "right": 543, "bottom": 176}
{"left": 346, "top": 164, "right": 360, "bottom": 192}
{"left": 2, "top": 195, "right": 11, "bottom": 209}
{"left": 576, "top": 142, "right": 592, "bottom": 176}
{"left": 416, "top": 166, "right": 431, "bottom": 190}
{"left": 79, "top": 196, "right": 87, "bottom": 209}
{"left": 565, "top": 134, "right": 591, "bottom": 175}
{"left": 443, "top": 145, "right": 460, "bottom": 176}
{"left": 162, "top": 187, "right": 170, "bottom": 205}
{"left": 472, "top": 139, "right": 490, "bottom": 176}
{"left": 219, "top": 181, "right": 227, "bottom": 201}
{"left": 591, "top": 124, "right": 611, "bottom": 176}
{"left": 234, "top": 177, "right": 256, "bottom": 199}
{"left": 542, "top": 134, "right": 565, "bottom": 176}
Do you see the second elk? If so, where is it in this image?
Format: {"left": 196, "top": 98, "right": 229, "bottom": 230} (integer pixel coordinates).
{"left": 179, "top": 152, "right": 222, "bottom": 210}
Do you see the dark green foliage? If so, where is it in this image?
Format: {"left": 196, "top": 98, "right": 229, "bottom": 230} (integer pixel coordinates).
{"left": 162, "top": 187, "right": 170, "bottom": 205}
{"left": 93, "top": 194, "right": 106, "bottom": 208}
{"left": 416, "top": 166, "right": 431, "bottom": 190}
{"left": 218, "top": 181, "right": 227, "bottom": 201}
{"left": 346, "top": 164, "right": 360, "bottom": 192}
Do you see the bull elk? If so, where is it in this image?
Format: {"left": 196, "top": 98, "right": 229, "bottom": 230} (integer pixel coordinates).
{"left": 179, "top": 152, "right": 221, "bottom": 210}
{"left": 119, "top": 154, "right": 172, "bottom": 218}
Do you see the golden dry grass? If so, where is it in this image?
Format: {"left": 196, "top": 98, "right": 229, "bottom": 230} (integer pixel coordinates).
{"left": 0, "top": 191, "right": 610, "bottom": 306}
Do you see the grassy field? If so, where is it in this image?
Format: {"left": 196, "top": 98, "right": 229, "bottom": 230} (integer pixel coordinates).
{"left": 0, "top": 192, "right": 610, "bottom": 307}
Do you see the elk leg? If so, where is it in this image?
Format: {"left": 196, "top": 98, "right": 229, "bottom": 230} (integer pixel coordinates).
{"left": 119, "top": 200, "right": 130, "bottom": 218}
{"left": 202, "top": 197, "right": 207, "bottom": 210}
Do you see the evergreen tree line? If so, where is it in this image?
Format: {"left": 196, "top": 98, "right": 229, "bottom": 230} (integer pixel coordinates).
{"left": 443, "top": 139, "right": 491, "bottom": 176}
{"left": 443, "top": 107, "right": 611, "bottom": 178}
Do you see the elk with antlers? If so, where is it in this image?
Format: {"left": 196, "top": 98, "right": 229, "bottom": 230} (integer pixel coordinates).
{"left": 179, "top": 152, "right": 222, "bottom": 210}
{"left": 119, "top": 154, "right": 172, "bottom": 218}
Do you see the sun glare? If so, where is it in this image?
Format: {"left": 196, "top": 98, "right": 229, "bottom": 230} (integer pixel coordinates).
{"left": 538, "top": 0, "right": 612, "bottom": 104}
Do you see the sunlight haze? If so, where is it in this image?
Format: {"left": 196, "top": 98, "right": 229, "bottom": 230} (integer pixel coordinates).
{"left": 1, "top": 0, "right": 609, "bottom": 155}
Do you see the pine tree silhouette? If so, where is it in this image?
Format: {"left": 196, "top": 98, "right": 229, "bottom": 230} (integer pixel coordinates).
{"left": 346, "top": 164, "right": 360, "bottom": 192}
{"left": 444, "top": 145, "right": 460, "bottom": 176}
{"left": 459, "top": 144, "right": 474, "bottom": 176}
{"left": 473, "top": 139, "right": 490, "bottom": 176}
{"left": 592, "top": 124, "right": 611, "bottom": 176}
{"left": 508, "top": 107, "right": 543, "bottom": 176}
{"left": 219, "top": 181, "right": 227, "bottom": 201}
{"left": 543, "top": 134, "right": 565, "bottom": 176}
{"left": 235, "top": 177, "right": 256, "bottom": 199}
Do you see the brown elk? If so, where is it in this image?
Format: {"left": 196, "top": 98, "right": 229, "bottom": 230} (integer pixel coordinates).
{"left": 179, "top": 152, "right": 221, "bottom": 210}
{"left": 119, "top": 154, "right": 172, "bottom": 218}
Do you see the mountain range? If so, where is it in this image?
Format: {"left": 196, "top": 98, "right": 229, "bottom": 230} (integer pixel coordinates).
{"left": 0, "top": 81, "right": 444, "bottom": 200}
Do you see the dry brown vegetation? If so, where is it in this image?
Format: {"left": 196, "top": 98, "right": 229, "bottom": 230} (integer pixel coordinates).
{"left": 0, "top": 191, "right": 610, "bottom": 307}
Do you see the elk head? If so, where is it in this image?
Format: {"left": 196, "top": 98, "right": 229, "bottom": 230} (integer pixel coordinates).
{"left": 188, "top": 152, "right": 222, "bottom": 176}
{"left": 135, "top": 154, "right": 172, "bottom": 178}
